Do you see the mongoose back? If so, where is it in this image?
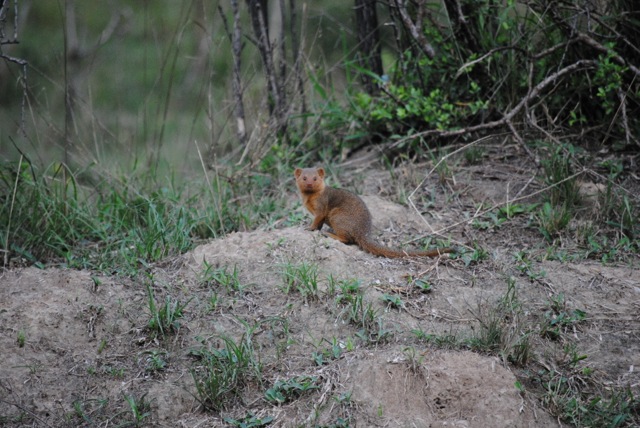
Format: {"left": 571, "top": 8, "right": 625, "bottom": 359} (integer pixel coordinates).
{"left": 294, "top": 167, "right": 451, "bottom": 258}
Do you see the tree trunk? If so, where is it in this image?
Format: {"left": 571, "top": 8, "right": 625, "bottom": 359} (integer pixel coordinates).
{"left": 354, "top": 0, "right": 383, "bottom": 94}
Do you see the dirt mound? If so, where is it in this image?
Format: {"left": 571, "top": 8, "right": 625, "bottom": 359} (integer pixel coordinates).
{"left": 344, "top": 349, "right": 555, "bottom": 427}
{"left": 1, "top": 171, "right": 638, "bottom": 426}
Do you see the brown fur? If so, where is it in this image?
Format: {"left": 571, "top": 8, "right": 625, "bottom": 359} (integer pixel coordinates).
{"left": 294, "top": 167, "right": 451, "bottom": 258}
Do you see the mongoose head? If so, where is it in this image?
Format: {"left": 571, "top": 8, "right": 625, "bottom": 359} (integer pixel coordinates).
{"left": 294, "top": 167, "right": 325, "bottom": 193}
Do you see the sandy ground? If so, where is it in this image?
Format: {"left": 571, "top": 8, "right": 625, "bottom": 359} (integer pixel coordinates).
{"left": 1, "top": 160, "right": 638, "bottom": 427}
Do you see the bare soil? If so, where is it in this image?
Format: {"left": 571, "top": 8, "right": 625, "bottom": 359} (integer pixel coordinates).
{"left": 1, "top": 156, "right": 639, "bottom": 427}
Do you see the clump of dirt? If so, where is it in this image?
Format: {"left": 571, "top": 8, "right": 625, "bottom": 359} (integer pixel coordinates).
{"left": 343, "top": 349, "right": 553, "bottom": 427}
{"left": 1, "top": 160, "right": 638, "bottom": 427}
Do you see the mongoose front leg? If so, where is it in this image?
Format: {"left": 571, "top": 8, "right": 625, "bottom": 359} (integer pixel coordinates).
{"left": 308, "top": 215, "right": 325, "bottom": 231}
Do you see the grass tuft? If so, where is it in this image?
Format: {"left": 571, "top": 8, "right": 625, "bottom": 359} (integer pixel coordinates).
{"left": 190, "top": 334, "right": 263, "bottom": 412}
{"left": 146, "top": 280, "right": 190, "bottom": 339}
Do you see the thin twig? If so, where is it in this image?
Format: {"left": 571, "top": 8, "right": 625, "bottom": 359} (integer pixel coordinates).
{"left": 0, "top": 392, "right": 54, "bottom": 428}
{"left": 406, "top": 134, "right": 503, "bottom": 243}
{"left": 3, "top": 154, "right": 22, "bottom": 268}
{"left": 390, "top": 0, "right": 436, "bottom": 59}
{"left": 407, "top": 169, "right": 587, "bottom": 244}
{"left": 195, "top": 141, "right": 223, "bottom": 237}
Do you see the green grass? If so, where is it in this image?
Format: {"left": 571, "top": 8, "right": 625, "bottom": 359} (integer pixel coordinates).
{"left": 224, "top": 413, "right": 274, "bottom": 427}
{"left": 190, "top": 334, "right": 263, "bottom": 412}
{"left": 200, "top": 261, "right": 243, "bottom": 293}
{"left": 146, "top": 280, "right": 190, "bottom": 339}
{"left": 264, "top": 375, "right": 319, "bottom": 404}
{"left": 539, "top": 294, "right": 586, "bottom": 341}
{"left": 281, "top": 261, "right": 320, "bottom": 301}
{"left": 122, "top": 393, "right": 152, "bottom": 427}
{"left": 140, "top": 350, "right": 168, "bottom": 373}
{"left": 16, "top": 330, "right": 25, "bottom": 348}
{"left": 0, "top": 160, "right": 288, "bottom": 275}
{"left": 312, "top": 338, "right": 344, "bottom": 366}
{"left": 68, "top": 394, "right": 151, "bottom": 427}
{"left": 538, "top": 361, "right": 638, "bottom": 427}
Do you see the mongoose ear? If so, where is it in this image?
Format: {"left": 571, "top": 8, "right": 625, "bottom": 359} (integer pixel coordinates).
{"left": 317, "top": 168, "right": 325, "bottom": 178}
{"left": 294, "top": 168, "right": 302, "bottom": 178}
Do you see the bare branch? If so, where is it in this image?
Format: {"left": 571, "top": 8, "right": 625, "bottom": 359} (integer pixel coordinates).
{"left": 290, "top": 0, "right": 306, "bottom": 116}
{"left": 219, "top": 2, "right": 247, "bottom": 145}
{"left": 574, "top": 32, "right": 640, "bottom": 78}
{"left": 246, "top": 0, "right": 287, "bottom": 134}
{"left": 390, "top": 0, "right": 436, "bottom": 59}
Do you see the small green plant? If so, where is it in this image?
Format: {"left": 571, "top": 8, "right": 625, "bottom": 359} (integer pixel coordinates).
{"left": 540, "top": 294, "right": 586, "bottom": 340}
{"left": 513, "top": 251, "right": 546, "bottom": 280}
{"left": 405, "top": 275, "right": 432, "bottom": 293}
{"left": 140, "top": 350, "right": 168, "bottom": 373}
{"left": 346, "top": 294, "right": 376, "bottom": 331}
{"left": 594, "top": 48, "right": 628, "bottom": 116}
{"left": 537, "top": 201, "right": 571, "bottom": 242}
{"left": 411, "top": 329, "right": 461, "bottom": 347}
{"left": 71, "top": 400, "right": 91, "bottom": 425}
{"left": 600, "top": 158, "right": 624, "bottom": 180}
{"left": 16, "top": 330, "right": 25, "bottom": 347}
{"left": 475, "top": 203, "right": 538, "bottom": 230}
{"left": 498, "top": 202, "right": 536, "bottom": 220}
{"left": 146, "top": 282, "right": 190, "bottom": 339}
{"left": 403, "top": 346, "right": 426, "bottom": 373}
{"left": 486, "top": 211, "right": 508, "bottom": 228}
{"left": 281, "top": 262, "right": 319, "bottom": 301}
{"left": 123, "top": 393, "right": 151, "bottom": 427}
{"left": 90, "top": 275, "right": 102, "bottom": 291}
{"left": 468, "top": 309, "right": 505, "bottom": 354}
{"left": 326, "top": 274, "right": 338, "bottom": 297}
{"left": 461, "top": 244, "right": 489, "bottom": 266}
{"left": 312, "top": 337, "right": 344, "bottom": 366}
{"left": 69, "top": 398, "right": 108, "bottom": 425}
{"left": 464, "top": 145, "right": 485, "bottom": 165}
{"left": 411, "top": 328, "right": 434, "bottom": 342}
{"left": 600, "top": 184, "right": 638, "bottom": 242}
{"left": 334, "top": 278, "right": 362, "bottom": 304}
{"left": 381, "top": 293, "right": 403, "bottom": 309}
{"left": 561, "top": 343, "right": 588, "bottom": 368}
{"left": 539, "top": 367, "right": 637, "bottom": 427}
{"left": 335, "top": 288, "right": 390, "bottom": 342}
{"left": 472, "top": 218, "right": 494, "bottom": 230}
{"left": 335, "top": 391, "right": 352, "bottom": 404}
{"left": 17, "top": 361, "right": 39, "bottom": 376}
{"left": 466, "top": 277, "right": 534, "bottom": 363}
{"left": 102, "top": 366, "right": 126, "bottom": 378}
{"left": 433, "top": 153, "right": 453, "bottom": 183}
{"left": 508, "top": 334, "right": 532, "bottom": 366}
{"left": 200, "top": 260, "right": 243, "bottom": 293}
{"left": 208, "top": 292, "right": 220, "bottom": 311}
{"left": 224, "top": 413, "right": 274, "bottom": 427}
{"left": 264, "top": 375, "right": 319, "bottom": 404}
{"left": 190, "top": 334, "right": 262, "bottom": 412}
{"left": 541, "top": 143, "right": 581, "bottom": 209}
{"left": 534, "top": 143, "right": 581, "bottom": 242}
